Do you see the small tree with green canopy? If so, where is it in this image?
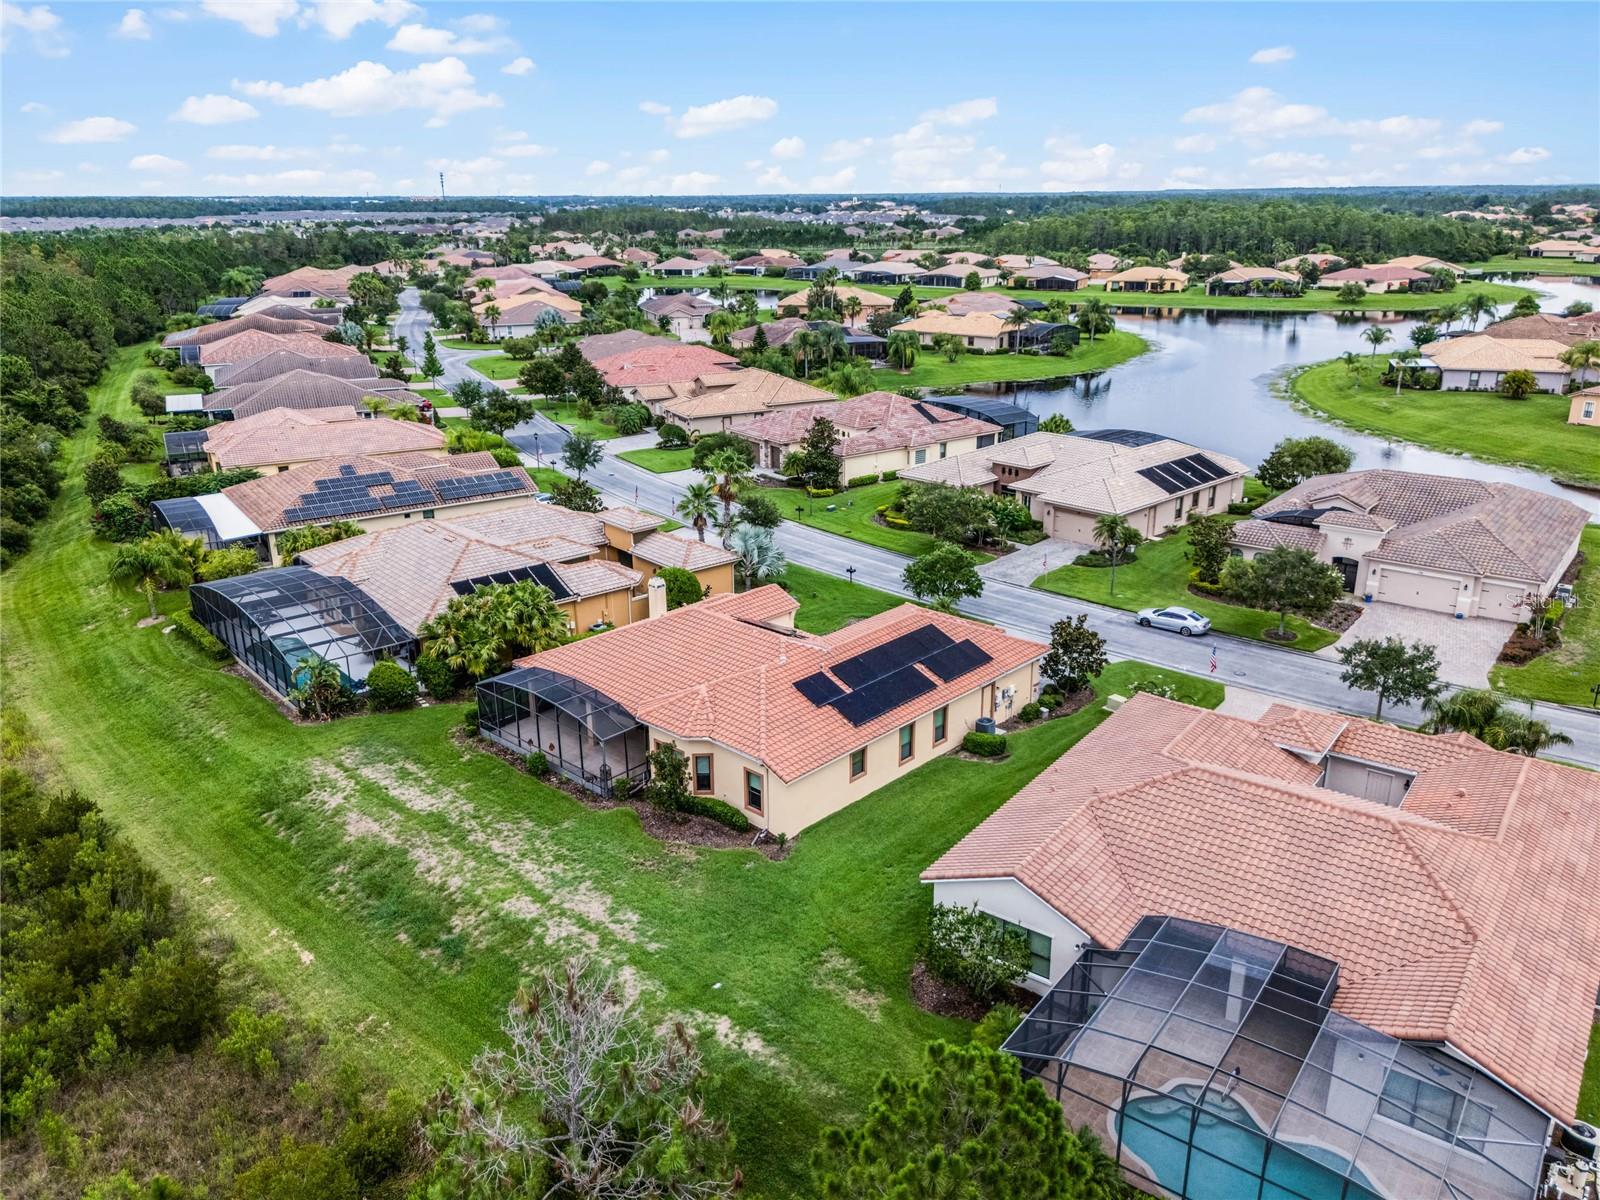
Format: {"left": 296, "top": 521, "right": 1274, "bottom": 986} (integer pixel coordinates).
{"left": 518, "top": 355, "right": 566, "bottom": 399}
{"left": 1037, "top": 413, "right": 1074, "bottom": 434}
{"left": 1510, "top": 293, "right": 1542, "bottom": 318}
{"left": 902, "top": 483, "right": 993, "bottom": 545}
{"left": 466, "top": 386, "right": 534, "bottom": 436}
{"left": 734, "top": 492, "right": 782, "bottom": 529}
{"left": 1335, "top": 282, "right": 1367, "bottom": 305}
{"left": 963, "top": 270, "right": 982, "bottom": 291}
{"left": 813, "top": 1040, "right": 1122, "bottom": 1200}
{"left": 903, "top": 543, "right": 983, "bottom": 612}
{"left": 782, "top": 416, "right": 842, "bottom": 491}
{"left": 1074, "top": 297, "right": 1114, "bottom": 343}
{"left": 656, "top": 566, "right": 705, "bottom": 610}
{"left": 1497, "top": 369, "right": 1538, "bottom": 399}
{"left": 1256, "top": 435, "right": 1354, "bottom": 491}
{"left": 925, "top": 903, "right": 1030, "bottom": 998}
{"left": 1040, "top": 614, "right": 1107, "bottom": 696}
{"left": 886, "top": 330, "right": 919, "bottom": 372}
{"left": 1223, "top": 545, "right": 1343, "bottom": 638}
{"left": 690, "top": 432, "right": 753, "bottom": 472}
{"left": 561, "top": 431, "right": 603, "bottom": 482}
{"left": 420, "top": 333, "right": 443, "bottom": 388}
{"left": 1184, "top": 509, "right": 1232, "bottom": 584}
{"left": 276, "top": 520, "right": 364, "bottom": 559}
{"left": 1336, "top": 636, "right": 1443, "bottom": 721}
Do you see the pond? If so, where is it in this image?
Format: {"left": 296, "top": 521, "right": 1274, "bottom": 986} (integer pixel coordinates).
{"left": 1000, "top": 273, "right": 1600, "bottom": 515}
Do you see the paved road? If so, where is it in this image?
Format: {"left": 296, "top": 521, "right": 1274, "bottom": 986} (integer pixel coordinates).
{"left": 397, "top": 289, "right": 1600, "bottom": 764}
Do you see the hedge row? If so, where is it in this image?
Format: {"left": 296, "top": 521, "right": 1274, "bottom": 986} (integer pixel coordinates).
{"left": 171, "top": 612, "right": 230, "bottom": 661}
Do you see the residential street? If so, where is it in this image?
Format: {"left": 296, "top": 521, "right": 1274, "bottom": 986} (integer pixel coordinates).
{"left": 395, "top": 291, "right": 1600, "bottom": 766}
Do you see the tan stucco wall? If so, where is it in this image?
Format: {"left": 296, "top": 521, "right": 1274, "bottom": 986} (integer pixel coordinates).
{"left": 652, "top": 660, "right": 1038, "bottom": 838}
{"left": 1569, "top": 393, "right": 1600, "bottom": 426}
{"left": 627, "top": 556, "right": 734, "bottom": 598}
{"left": 1040, "top": 475, "right": 1243, "bottom": 542}
{"left": 563, "top": 589, "right": 638, "bottom": 632}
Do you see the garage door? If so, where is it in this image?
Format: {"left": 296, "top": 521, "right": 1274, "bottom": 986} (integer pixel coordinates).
{"left": 1376, "top": 570, "right": 1460, "bottom": 613}
{"left": 1050, "top": 509, "right": 1099, "bottom": 543}
{"left": 1480, "top": 584, "right": 1531, "bottom": 619}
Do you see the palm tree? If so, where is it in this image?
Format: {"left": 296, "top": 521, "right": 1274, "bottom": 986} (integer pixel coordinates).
{"left": 706, "top": 310, "right": 739, "bottom": 348}
{"left": 1361, "top": 325, "right": 1393, "bottom": 362}
{"left": 789, "top": 328, "right": 821, "bottom": 377}
{"left": 840, "top": 295, "right": 863, "bottom": 328}
{"left": 1422, "top": 689, "right": 1574, "bottom": 758}
{"left": 1463, "top": 293, "right": 1497, "bottom": 330}
{"left": 813, "top": 322, "right": 848, "bottom": 369}
{"left": 676, "top": 481, "right": 717, "bottom": 543}
{"left": 418, "top": 593, "right": 504, "bottom": 680}
{"left": 886, "top": 330, "right": 919, "bottom": 373}
{"left": 1558, "top": 338, "right": 1600, "bottom": 382}
{"left": 1488, "top": 709, "right": 1573, "bottom": 757}
{"left": 1339, "top": 350, "right": 1362, "bottom": 375}
{"left": 1432, "top": 302, "right": 1464, "bottom": 332}
{"left": 702, "top": 448, "right": 752, "bottom": 545}
{"left": 495, "top": 581, "right": 569, "bottom": 655}
{"left": 1091, "top": 513, "right": 1139, "bottom": 597}
{"left": 1076, "top": 296, "right": 1114, "bottom": 344}
{"left": 483, "top": 303, "right": 501, "bottom": 340}
{"left": 1006, "top": 303, "right": 1034, "bottom": 351}
{"left": 728, "top": 524, "right": 786, "bottom": 589}
{"left": 108, "top": 533, "right": 197, "bottom": 619}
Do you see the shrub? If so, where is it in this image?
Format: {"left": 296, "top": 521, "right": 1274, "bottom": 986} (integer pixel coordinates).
{"left": 1072, "top": 548, "right": 1138, "bottom": 568}
{"left": 1017, "top": 702, "right": 1042, "bottom": 722}
{"left": 656, "top": 422, "right": 689, "bottom": 448}
{"left": 881, "top": 469, "right": 898, "bottom": 481}
{"left": 232, "top": 1139, "right": 358, "bottom": 1200}
{"left": 524, "top": 750, "right": 549, "bottom": 777}
{"left": 459, "top": 705, "right": 479, "bottom": 735}
{"left": 1227, "top": 498, "right": 1264, "bottom": 516}
{"left": 84, "top": 456, "right": 125, "bottom": 506}
{"left": 217, "top": 1005, "right": 286, "bottom": 1078}
{"left": 678, "top": 793, "right": 751, "bottom": 831}
{"left": 690, "top": 432, "right": 753, "bottom": 471}
{"left": 1187, "top": 567, "right": 1227, "bottom": 596}
{"left": 487, "top": 446, "right": 521, "bottom": 468}
{"left": 962, "top": 730, "right": 1007, "bottom": 757}
{"left": 1039, "top": 690, "right": 1063, "bottom": 709}
{"left": 846, "top": 473, "right": 880, "bottom": 487}
{"left": 613, "top": 403, "right": 650, "bottom": 436}
{"left": 172, "top": 612, "right": 230, "bottom": 661}
{"left": 611, "top": 777, "right": 633, "bottom": 803}
{"left": 883, "top": 513, "right": 912, "bottom": 529}
{"left": 657, "top": 565, "right": 705, "bottom": 610}
{"left": 93, "top": 493, "right": 148, "bottom": 542}
{"left": 925, "top": 902, "right": 1030, "bottom": 997}
{"left": 971, "top": 1003, "right": 1025, "bottom": 1050}
{"left": 414, "top": 654, "right": 458, "bottom": 699}
{"left": 363, "top": 660, "right": 418, "bottom": 711}
{"left": 805, "top": 486, "right": 836, "bottom": 498}
{"left": 197, "top": 547, "right": 260, "bottom": 581}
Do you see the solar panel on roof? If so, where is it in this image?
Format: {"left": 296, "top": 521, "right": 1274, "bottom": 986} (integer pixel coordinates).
{"left": 793, "top": 672, "right": 846, "bottom": 706}
{"left": 922, "top": 639, "right": 994, "bottom": 682}
{"left": 1136, "top": 452, "right": 1228, "bottom": 495}
{"left": 448, "top": 561, "right": 574, "bottom": 601}
{"left": 828, "top": 665, "right": 937, "bottom": 726}
{"left": 831, "top": 624, "right": 955, "bottom": 688}
{"left": 1073, "top": 428, "right": 1165, "bottom": 447}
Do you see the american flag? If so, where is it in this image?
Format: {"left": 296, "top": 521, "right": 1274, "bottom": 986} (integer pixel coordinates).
{"left": 1209, "top": 646, "right": 1217, "bottom": 674}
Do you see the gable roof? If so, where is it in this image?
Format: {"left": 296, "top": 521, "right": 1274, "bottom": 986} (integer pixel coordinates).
{"left": 510, "top": 592, "right": 1043, "bottom": 782}
{"left": 652, "top": 368, "right": 834, "bottom": 421}
{"left": 730, "top": 391, "right": 1000, "bottom": 455}
{"left": 923, "top": 692, "right": 1600, "bottom": 1124}
{"left": 593, "top": 343, "right": 738, "bottom": 388}
{"left": 195, "top": 330, "right": 364, "bottom": 367}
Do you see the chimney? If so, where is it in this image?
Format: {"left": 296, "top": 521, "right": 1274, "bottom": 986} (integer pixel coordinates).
{"left": 647, "top": 576, "right": 667, "bottom": 619}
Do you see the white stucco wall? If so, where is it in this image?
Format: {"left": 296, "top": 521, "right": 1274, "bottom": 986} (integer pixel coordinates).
{"left": 928, "top": 877, "right": 1093, "bottom": 992}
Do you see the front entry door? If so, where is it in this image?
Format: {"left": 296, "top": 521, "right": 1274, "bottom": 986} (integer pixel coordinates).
{"left": 1332, "top": 557, "right": 1359, "bottom": 593}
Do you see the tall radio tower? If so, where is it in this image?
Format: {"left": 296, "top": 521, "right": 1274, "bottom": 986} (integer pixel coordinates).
{"left": 439, "top": 171, "right": 446, "bottom": 201}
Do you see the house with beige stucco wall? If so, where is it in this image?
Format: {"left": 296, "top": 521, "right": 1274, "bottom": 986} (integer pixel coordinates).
{"left": 477, "top": 588, "right": 1044, "bottom": 832}
{"left": 1569, "top": 385, "right": 1600, "bottom": 426}
{"left": 730, "top": 391, "right": 1002, "bottom": 476}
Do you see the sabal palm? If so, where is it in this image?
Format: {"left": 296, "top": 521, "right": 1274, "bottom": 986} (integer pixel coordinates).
{"left": 1076, "top": 297, "right": 1113, "bottom": 343}
{"left": 1463, "top": 293, "right": 1496, "bottom": 329}
{"left": 790, "top": 329, "right": 821, "bottom": 377}
{"left": 814, "top": 323, "right": 847, "bottom": 368}
{"left": 483, "top": 304, "right": 501, "bottom": 338}
{"left": 1558, "top": 339, "right": 1600, "bottom": 377}
{"left": 1092, "top": 513, "right": 1137, "bottom": 596}
{"left": 1007, "top": 304, "right": 1033, "bottom": 348}
{"left": 728, "top": 524, "right": 786, "bottom": 588}
{"left": 676, "top": 482, "right": 717, "bottom": 543}
{"left": 108, "top": 534, "right": 197, "bottom": 618}
{"left": 702, "top": 449, "right": 752, "bottom": 543}
{"left": 495, "top": 582, "right": 568, "bottom": 655}
{"left": 841, "top": 296, "right": 863, "bottom": 327}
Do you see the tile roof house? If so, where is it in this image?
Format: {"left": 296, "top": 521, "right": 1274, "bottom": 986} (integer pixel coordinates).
{"left": 1231, "top": 469, "right": 1586, "bottom": 618}
{"left": 619, "top": 247, "right": 659, "bottom": 267}
{"left": 1105, "top": 265, "right": 1188, "bottom": 293}
{"left": 1205, "top": 265, "right": 1304, "bottom": 295}
{"left": 639, "top": 368, "right": 835, "bottom": 435}
{"left": 1384, "top": 254, "right": 1468, "bottom": 274}
{"left": 191, "top": 406, "right": 446, "bottom": 472}
{"left": 152, "top": 451, "right": 538, "bottom": 562}
{"left": 209, "top": 352, "right": 382, "bottom": 389}
{"left": 640, "top": 293, "right": 718, "bottom": 338}
{"left": 918, "top": 264, "right": 1003, "bottom": 288}
{"left": 846, "top": 260, "right": 929, "bottom": 285}
{"left": 1481, "top": 311, "right": 1600, "bottom": 345}
{"left": 479, "top": 590, "right": 1045, "bottom": 832}
{"left": 1011, "top": 264, "right": 1088, "bottom": 290}
{"left": 1526, "top": 238, "right": 1600, "bottom": 261}
{"left": 902, "top": 429, "right": 1248, "bottom": 543}
{"left": 731, "top": 391, "right": 1002, "bottom": 475}
{"left": 162, "top": 312, "right": 327, "bottom": 348}
{"left": 1316, "top": 265, "right": 1432, "bottom": 293}
{"left": 575, "top": 329, "right": 669, "bottom": 363}
{"left": 194, "top": 330, "right": 364, "bottom": 375}
{"left": 592, "top": 343, "right": 739, "bottom": 392}
{"left": 772, "top": 285, "right": 894, "bottom": 325}
{"left": 1276, "top": 251, "right": 1346, "bottom": 271}
{"left": 922, "top": 690, "right": 1600, "bottom": 1131}
{"left": 654, "top": 256, "right": 711, "bottom": 277}
{"left": 199, "top": 369, "right": 421, "bottom": 418}
{"left": 1086, "top": 252, "right": 1124, "bottom": 276}
{"left": 727, "top": 316, "right": 811, "bottom": 351}
{"left": 1420, "top": 333, "right": 1589, "bottom": 392}
{"left": 1568, "top": 384, "right": 1600, "bottom": 426}
{"left": 894, "top": 311, "right": 1040, "bottom": 352}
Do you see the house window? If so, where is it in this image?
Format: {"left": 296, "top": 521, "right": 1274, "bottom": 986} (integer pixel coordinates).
{"left": 422, "top": 509, "right": 436, "bottom": 519}
{"left": 616, "top": 550, "right": 634, "bottom": 568}
{"left": 1378, "top": 1072, "right": 1487, "bottom": 1143}
{"left": 932, "top": 706, "right": 948, "bottom": 745}
{"left": 692, "top": 754, "right": 713, "bottom": 793}
{"left": 1207, "top": 486, "right": 1217, "bottom": 508}
{"left": 743, "top": 770, "right": 763, "bottom": 813}
{"left": 939, "top": 442, "right": 948, "bottom": 459}
{"left": 1467, "top": 371, "right": 1481, "bottom": 389}
{"left": 1585, "top": 400, "right": 1596, "bottom": 419}
{"left": 898, "top": 723, "right": 914, "bottom": 763}
{"left": 993, "top": 917, "right": 1052, "bottom": 978}
{"left": 1174, "top": 494, "right": 1184, "bottom": 518}
{"left": 913, "top": 448, "right": 927, "bottom": 465}
{"left": 849, "top": 747, "right": 866, "bottom": 780}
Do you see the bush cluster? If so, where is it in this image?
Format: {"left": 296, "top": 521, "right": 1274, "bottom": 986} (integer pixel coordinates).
{"left": 805, "top": 486, "right": 836, "bottom": 498}
{"left": 846, "top": 473, "right": 881, "bottom": 487}
{"left": 1017, "top": 702, "right": 1042, "bottom": 723}
{"left": 924, "top": 903, "right": 1030, "bottom": 998}
{"left": 363, "top": 661, "right": 418, "bottom": 711}
{"left": 171, "top": 612, "right": 230, "bottom": 661}
{"left": 961, "top": 731, "right": 1007, "bottom": 757}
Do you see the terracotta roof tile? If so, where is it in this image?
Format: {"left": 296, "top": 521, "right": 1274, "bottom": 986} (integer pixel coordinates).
{"left": 200, "top": 407, "right": 444, "bottom": 468}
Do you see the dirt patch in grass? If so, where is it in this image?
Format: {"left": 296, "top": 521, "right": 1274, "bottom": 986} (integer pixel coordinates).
{"left": 1318, "top": 602, "right": 1365, "bottom": 635}
{"left": 816, "top": 947, "right": 884, "bottom": 1020}
{"left": 908, "top": 961, "right": 1031, "bottom": 1023}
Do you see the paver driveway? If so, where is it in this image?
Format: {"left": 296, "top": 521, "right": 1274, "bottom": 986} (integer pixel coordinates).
{"left": 1323, "top": 602, "right": 1515, "bottom": 688}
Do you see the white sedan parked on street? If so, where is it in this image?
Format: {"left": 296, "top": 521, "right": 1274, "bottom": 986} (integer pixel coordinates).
{"left": 1135, "top": 606, "right": 1212, "bottom": 636}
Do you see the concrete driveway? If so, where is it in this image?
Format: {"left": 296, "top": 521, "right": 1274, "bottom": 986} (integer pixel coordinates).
{"left": 1323, "top": 603, "right": 1515, "bottom": 688}
{"left": 978, "top": 538, "right": 1094, "bottom": 586}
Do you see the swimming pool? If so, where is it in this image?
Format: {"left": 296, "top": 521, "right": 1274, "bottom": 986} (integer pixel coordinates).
{"left": 1118, "top": 1085, "right": 1381, "bottom": 1200}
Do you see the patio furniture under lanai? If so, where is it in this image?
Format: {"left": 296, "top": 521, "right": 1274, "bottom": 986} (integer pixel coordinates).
{"left": 477, "top": 667, "right": 649, "bottom": 795}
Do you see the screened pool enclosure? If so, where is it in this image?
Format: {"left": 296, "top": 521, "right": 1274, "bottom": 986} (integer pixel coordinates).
{"left": 1005, "top": 916, "right": 1547, "bottom": 1200}
{"left": 477, "top": 668, "right": 649, "bottom": 796}
{"left": 190, "top": 567, "right": 414, "bottom": 697}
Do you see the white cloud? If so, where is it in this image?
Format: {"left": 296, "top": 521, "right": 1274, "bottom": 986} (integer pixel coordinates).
{"left": 13, "top": 168, "right": 65, "bottom": 183}
{"left": 302, "top": 0, "right": 416, "bottom": 39}
{"left": 808, "top": 166, "right": 856, "bottom": 190}
{"left": 670, "top": 94, "right": 777, "bottom": 138}
{"left": 237, "top": 56, "right": 501, "bottom": 126}
{"left": 613, "top": 165, "right": 648, "bottom": 184}
{"left": 757, "top": 164, "right": 793, "bottom": 188}
{"left": 426, "top": 154, "right": 504, "bottom": 174}
{"left": 205, "top": 142, "right": 309, "bottom": 160}
{"left": 129, "top": 152, "right": 186, "bottom": 172}
{"left": 1164, "top": 165, "right": 1217, "bottom": 186}
{"left": 20, "top": 100, "right": 48, "bottom": 113}
{"left": 502, "top": 55, "right": 533, "bottom": 75}
{"left": 644, "top": 148, "right": 669, "bottom": 164}
{"left": 2, "top": 3, "right": 68, "bottom": 56}
{"left": 171, "top": 93, "right": 259, "bottom": 124}
{"left": 1502, "top": 146, "right": 1550, "bottom": 164}
{"left": 1173, "top": 133, "right": 1217, "bottom": 153}
{"left": 1463, "top": 118, "right": 1503, "bottom": 136}
{"left": 667, "top": 170, "right": 720, "bottom": 191}
{"left": 1182, "top": 87, "right": 1328, "bottom": 137}
{"left": 77, "top": 161, "right": 103, "bottom": 173}
{"left": 1344, "top": 115, "right": 1441, "bottom": 142}
{"left": 1249, "top": 45, "right": 1295, "bottom": 64}
{"left": 43, "top": 115, "right": 136, "bottom": 143}
{"left": 637, "top": 100, "right": 670, "bottom": 115}
{"left": 500, "top": 141, "right": 553, "bottom": 157}
{"left": 1249, "top": 150, "right": 1331, "bottom": 172}
{"left": 823, "top": 136, "right": 873, "bottom": 161}
{"left": 585, "top": 160, "right": 610, "bottom": 176}
{"left": 385, "top": 20, "right": 509, "bottom": 54}
{"left": 770, "top": 135, "right": 805, "bottom": 160}
{"left": 200, "top": 0, "right": 297, "bottom": 36}
{"left": 114, "top": 8, "right": 151, "bottom": 38}
{"left": 920, "top": 97, "right": 998, "bottom": 127}
{"left": 203, "top": 166, "right": 379, "bottom": 191}
{"left": 1039, "top": 137, "right": 1138, "bottom": 187}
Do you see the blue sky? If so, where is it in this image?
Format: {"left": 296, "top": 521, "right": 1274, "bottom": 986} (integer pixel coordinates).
{"left": 2, "top": 1, "right": 1595, "bottom": 197}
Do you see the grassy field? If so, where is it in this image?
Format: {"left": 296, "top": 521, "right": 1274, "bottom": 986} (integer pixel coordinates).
{"left": 439, "top": 336, "right": 490, "bottom": 350}
{"left": 894, "top": 331, "right": 1146, "bottom": 388}
{"left": 1461, "top": 255, "right": 1600, "bottom": 278}
{"left": 467, "top": 352, "right": 522, "bottom": 381}
{"left": 0, "top": 356, "right": 1220, "bottom": 1195}
{"left": 1032, "top": 518, "right": 1341, "bottom": 651}
{"left": 1491, "top": 524, "right": 1600, "bottom": 707}
{"left": 784, "top": 564, "right": 913, "bottom": 635}
{"left": 757, "top": 481, "right": 938, "bottom": 558}
{"left": 1289, "top": 360, "right": 1600, "bottom": 487}
{"left": 617, "top": 446, "right": 695, "bottom": 473}
{"left": 507, "top": 393, "right": 626, "bottom": 440}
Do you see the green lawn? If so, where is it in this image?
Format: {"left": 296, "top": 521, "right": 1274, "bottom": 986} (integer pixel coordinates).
{"left": 0, "top": 354, "right": 1218, "bottom": 1196}
{"left": 784, "top": 564, "right": 913, "bottom": 634}
{"left": 1460, "top": 255, "right": 1600, "bottom": 278}
{"left": 528, "top": 466, "right": 571, "bottom": 493}
{"left": 467, "top": 352, "right": 522, "bottom": 381}
{"left": 758, "top": 481, "right": 938, "bottom": 558}
{"left": 1032, "top": 519, "right": 1341, "bottom": 651}
{"left": 440, "top": 336, "right": 491, "bottom": 350}
{"left": 617, "top": 446, "right": 695, "bottom": 473}
{"left": 894, "top": 331, "right": 1146, "bottom": 388}
{"left": 1491, "top": 524, "right": 1600, "bottom": 706}
{"left": 1289, "top": 359, "right": 1600, "bottom": 487}
{"left": 1582, "top": 1023, "right": 1600, "bottom": 1124}
{"left": 514, "top": 396, "right": 626, "bottom": 440}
